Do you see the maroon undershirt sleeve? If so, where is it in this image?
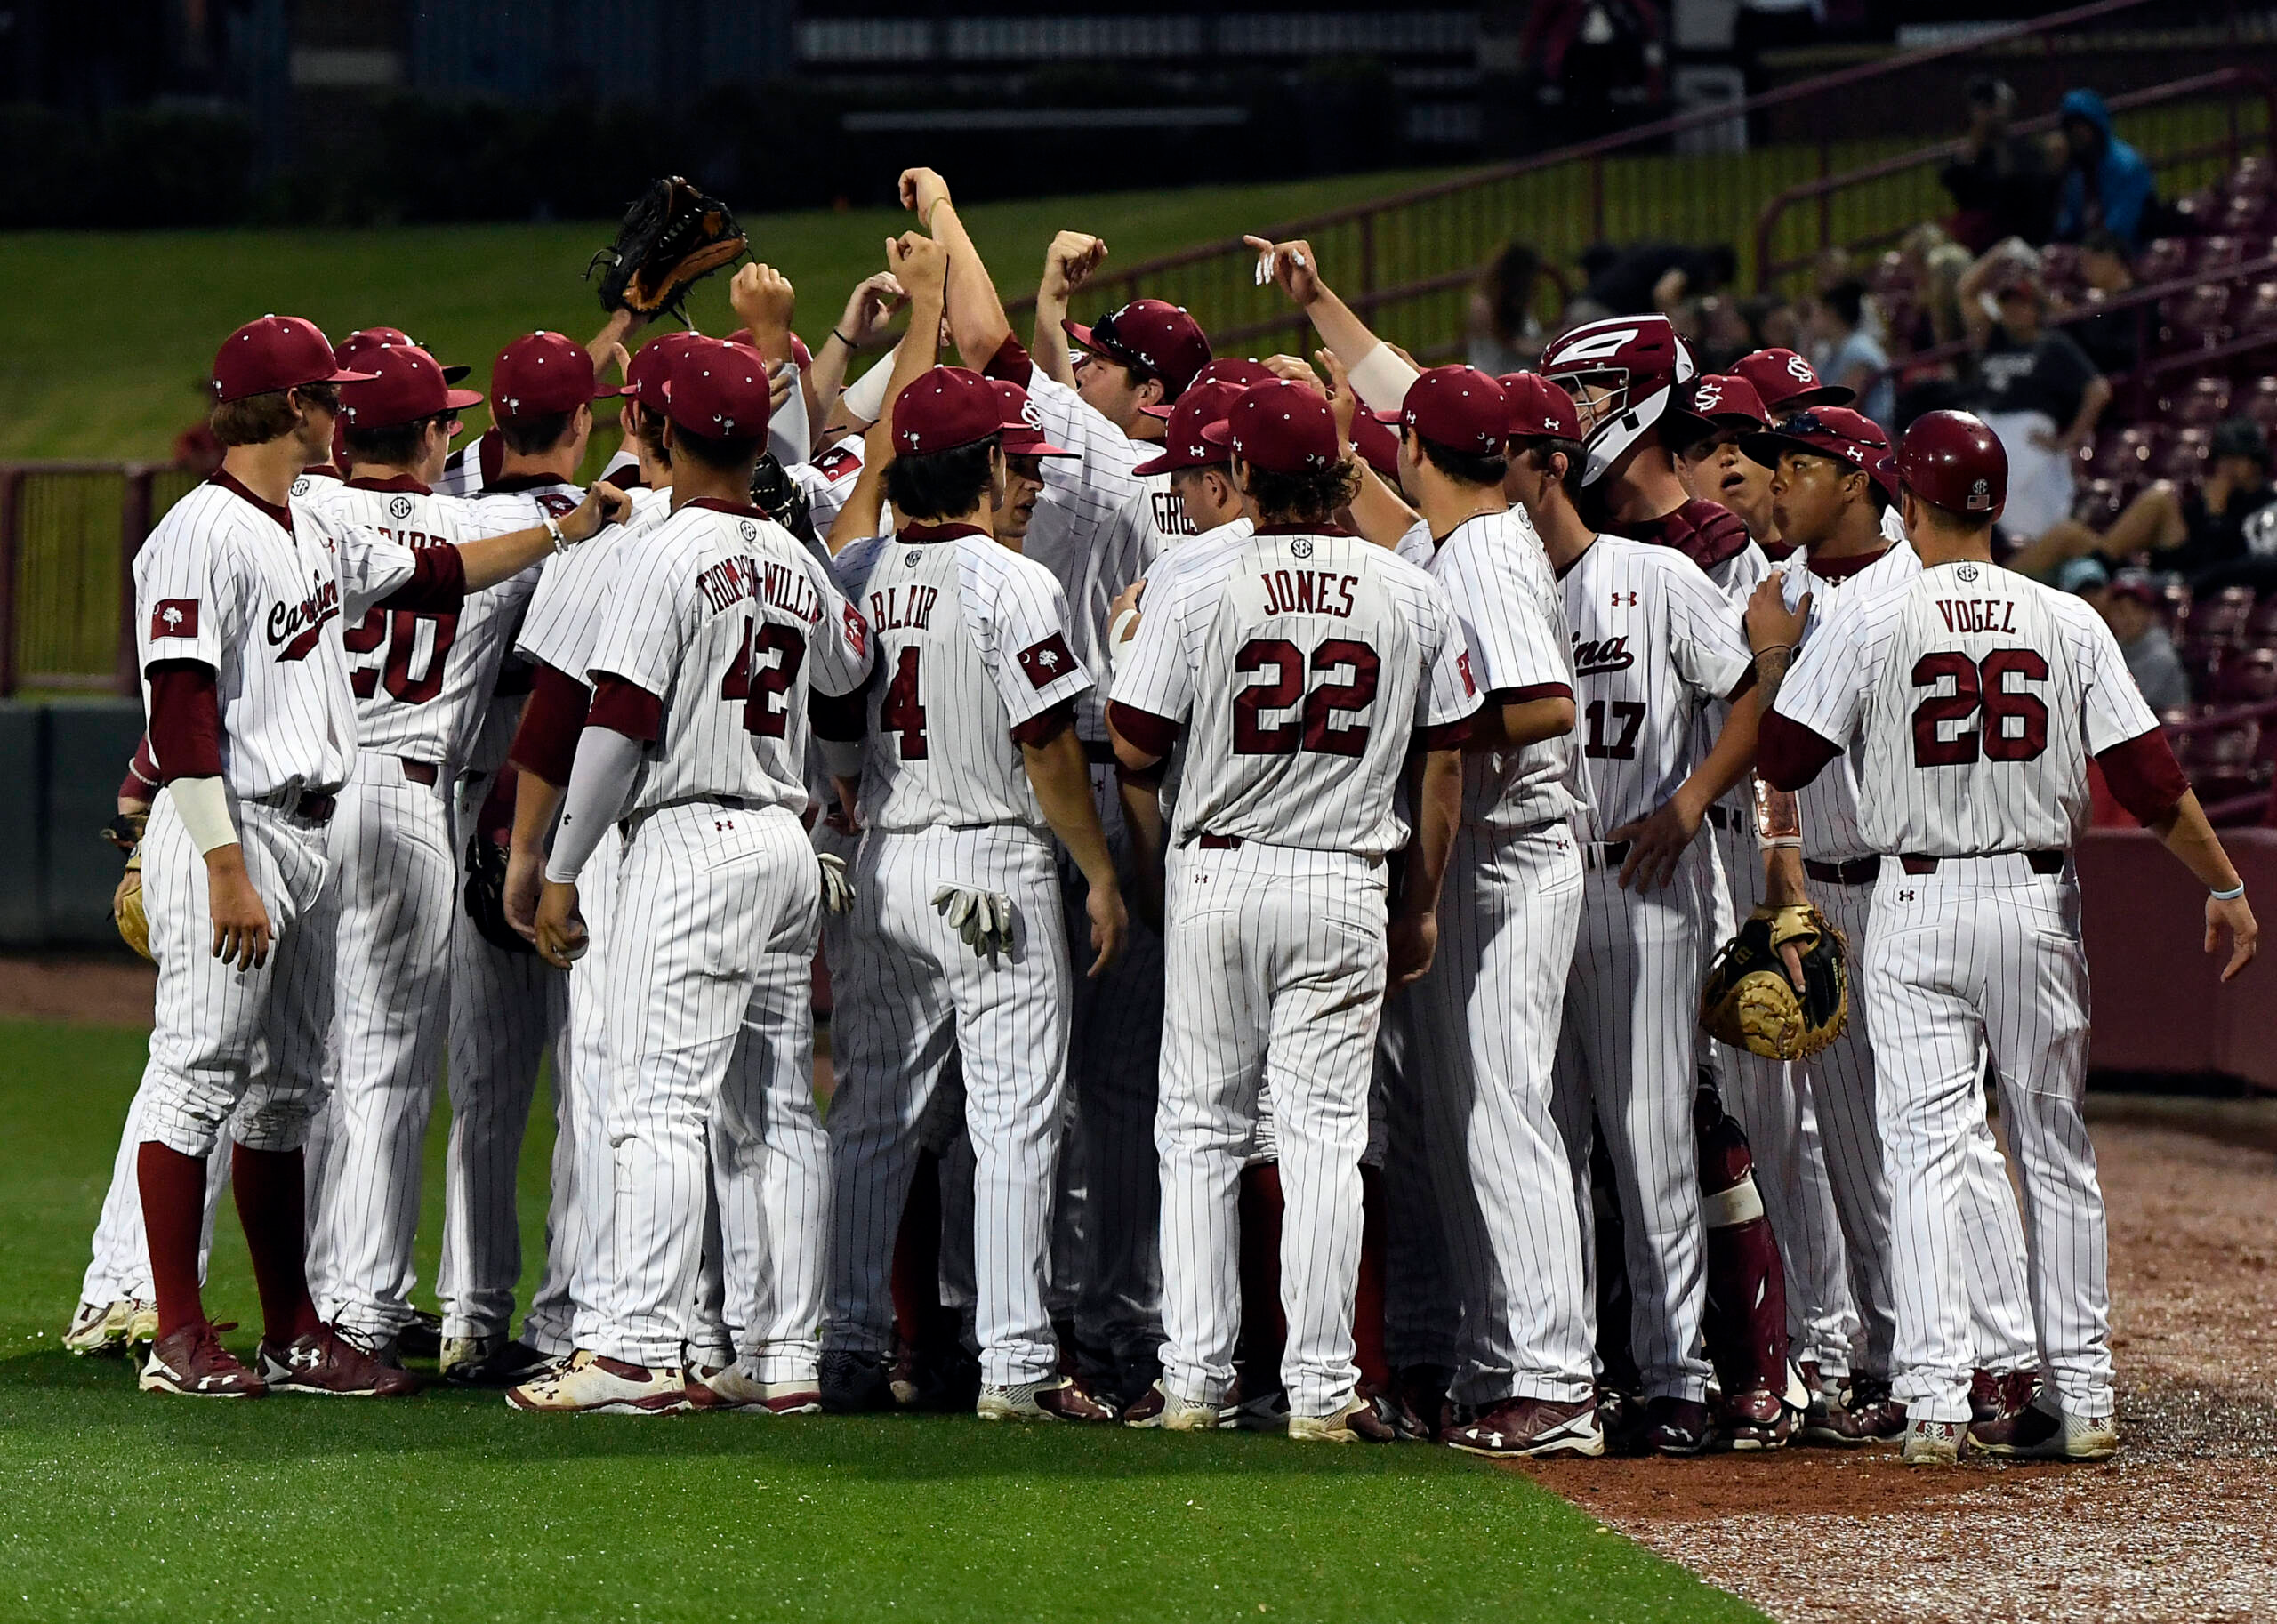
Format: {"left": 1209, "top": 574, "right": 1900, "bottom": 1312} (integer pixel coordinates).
{"left": 378, "top": 546, "right": 469, "bottom": 614}
{"left": 586, "top": 673, "right": 664, "bottom": 743}
{"left": 506, "top": 663, "right": 591, "bottom": 785}
{"left": 1010, "top": 697, "right": 1076, "bottom": 749}
{"left": 1106, "top": 700, "right": 1181, "bottom": 761}
{"left": 984, "top": 333, "right": 1035, "bottom": 383}
{"left": 1415, "top": 715, "right": 1476, "bottom": 752}
{"left": 121, "top": 732, "right": 161, "bottom": 802}
{"left": 2096, "top": 728, "right": 2192, "bottom": 825}
{"left": 1756, "top": 710, "right": 1841, "bottom": 791}
{"left": 145, "top": 661, "right": 223, "bottom": 782}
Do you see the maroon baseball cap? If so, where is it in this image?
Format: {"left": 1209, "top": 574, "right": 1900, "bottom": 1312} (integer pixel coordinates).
{"left": 1349, "top": 406, "right": 1402, "bottom": 484}
{"left": 1734, "top": 347, "right": 1854, "bottom": 414}
{"left": 624, "top": 332, "right": 707, "bottom": 403}
{"left": 211, "top": 315, "right": 375, "bottom": 404}
{"left": 1664, "top": 374, "right": 1771, "bottom": 448}
{"left": 1142, "top": 357, "right": 1274, "bottom": 418}
{"left": 1133, "top": 380, "right": 1245, "bottom": 476}
{"left": 336, "top": 344, "right": 484, "bottom": 431}
{"left": 893, "top": 366, "right": 1015, "bottom": 457}
{"left": 1395, "top": 366, "right": 1510, "bottom": 457}
{"left": 1066, "top": 298, "right": 1211, "bottom": 400}
{"left": 1201, "top": 380, "right": 1340, "bottom": 474}
{"left": 661, "top": 336, "right": 774, "bottom": 438}
{"left": 1742, "top": 405, "right": 1891, "bottom": 480}
{"left": 337, "top": 326, "right": 472, "bottom": 384}
{"left": 490, "top": 331, "right": 625, "bottom": 422}
{"left": 991, "top": 380, "right": 1076, "bottom": 459}
{"left": 1500, "top": 371, "right": 1584, "bottom": 444}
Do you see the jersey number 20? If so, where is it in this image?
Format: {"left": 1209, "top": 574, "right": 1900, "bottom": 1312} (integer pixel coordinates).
{"left": 343, "top": 608, "right": 455, "bottom": 705}
{"left": 1910, "top": 649, "right": 2049, "bottom": 766}
{"left": 1232, "top": 637, "right": 1380, "bottom": 757}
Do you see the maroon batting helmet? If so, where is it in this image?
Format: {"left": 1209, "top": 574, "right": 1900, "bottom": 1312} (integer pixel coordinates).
{"left": 1537, "top": 313, "right": 1696, "bottom": 486}
{"left": 1895, "top": 409, "right": 2007, "bottom": 518}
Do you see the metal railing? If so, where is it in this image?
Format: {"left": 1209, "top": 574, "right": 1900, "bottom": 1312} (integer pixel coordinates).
{"left": 1003, "top": 0, "right": 2253, "bottom": 363}
{"left": 1754, "top": 68, "right": 2275, "bottom": 295}
{"left": 0, "top": 463, "right": 203, "bottom": 698}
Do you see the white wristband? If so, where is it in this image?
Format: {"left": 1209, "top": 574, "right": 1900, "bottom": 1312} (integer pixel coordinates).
{"left": 543, "top": 514, "right": 567, "bottom": 552}
{"left": 1106, "top": 608, "right": 1140, "bottom": 679}
{"left": 2212, "top": 881, "right": 2246, "bottom": 901}
{"left": 1347, "top": 341, "right": 1423, "bottom": 415}
{"left": 1759, "top": 835, "right": 1802, "bottom": 851}
{"left": 841, "top": 342, "right": 901, "bottom": 426}
{"left": 169, "top": 776, "right": 240, "bottom": 856}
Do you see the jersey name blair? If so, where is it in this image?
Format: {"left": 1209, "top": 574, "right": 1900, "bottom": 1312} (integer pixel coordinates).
{"left": 1259, "top": 567, "right": 1359, "bottom": 619}
{"left": 870, "top": 583, "right": 939, "bottom": 631}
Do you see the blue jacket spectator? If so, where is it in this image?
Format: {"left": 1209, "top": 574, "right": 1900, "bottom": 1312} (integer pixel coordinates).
{"left": 2055, "top": 89, "right": 2155, "bottom": 252}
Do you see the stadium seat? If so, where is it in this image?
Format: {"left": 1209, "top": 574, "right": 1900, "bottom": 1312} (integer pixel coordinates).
{"left": 2137, "top": 237, "right": 2192, "bottom": 285}
{"left": 2183, "top": 639, "right": 2230, "bottom": 695}
{"left": 2240, "top": 283, "right": 2277, "bottom": 334}
{"left": 2095, "top": 423, "right": 2166, "bottom": 478}
{"left": 2158, "top": 425, "right": 2214, "bottom": 483}
{"left": 2224, "top": 193, "right": 2276, "bottom": 236}
{"left": 2231, "top": 154, "right": 2273, "bottom": 198}
{"left": 2072, "top": 477, "right": 2130, "bottom": 525}
{"left": 2214, "top": 646, "right": 2277, "bottom": 703}
{"left": 2158, "top": 578, "right": 2195, "bottom": 638}
{"left": 2160, "top": 283, "right": 2233, "bottom": 351}
{"left": 2193, "top": 235, "right": 2245, "bottom": 276}
{"left": 2167, "top": 375, "right": 2234, "bottom": 424}
{"left": 2195, "top": 584, "right": 2260, "bottom": 643}
{"left": 2177, "top": 720, "right": 2270, "bottom": 808}
{"left": 2246, "top": 592, "right": 2277, "bottom": 642}
{"left": 2040, "top": 242, "right": 2083, "bottom": 293}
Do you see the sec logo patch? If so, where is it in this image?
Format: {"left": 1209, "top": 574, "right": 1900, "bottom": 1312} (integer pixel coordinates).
{"left": 389, "top": 495, "right": 414, "bottom": 520}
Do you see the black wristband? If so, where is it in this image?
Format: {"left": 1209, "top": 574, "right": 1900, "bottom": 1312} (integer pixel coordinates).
{"left": 831, "top": 328, "right": 856, "bottom": 350}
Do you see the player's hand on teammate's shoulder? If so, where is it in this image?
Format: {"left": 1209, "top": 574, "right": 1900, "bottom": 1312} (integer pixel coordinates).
{"left": 898, "top": 167, "right": 951, "bottom": 224}
{"left": 1042, "top": 231, "right": 1108, "bottom": 299}
{"left": 1243, "top": 235, "right": 1324, "bottom": 306}
{"left": 1606, "top": 791, "right": 1706, "bottom": 893}
{"left": 533, "top": 880, "right": 589, "bottom": 970}
{"left": 1387, "top": 907, "right": 1439, "bottom": 989}
{"left": 563, "top": 481, "right": 631, "bottom": 543}
{"left": 2206, "top": 892, "right": 2258, "bottom": 983}
{"left": 1084, "top": 883, "right": 1129, "bottom": 979}
{"left": 205, "top": 847, "right": 273, "bottom": 970}
{"left": 1744, "top": 572, "right": 1809, "bottom": 655}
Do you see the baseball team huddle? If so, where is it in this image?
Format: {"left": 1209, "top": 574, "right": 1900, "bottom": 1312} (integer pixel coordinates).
{"left": 67, "top": 165, "right": 2259, "bottom": 1470}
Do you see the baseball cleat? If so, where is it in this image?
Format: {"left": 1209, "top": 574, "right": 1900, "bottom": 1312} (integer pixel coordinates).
{"left": 396, "top": 1309, "right": 444, "bottom": 1362}
{"left": 1357, "top": 1380, "right": 1432, "bottom": 1442}
{"left": 1969, "top": 1367, "right": 2043, "bottom": 1427}
{"left": 977, "top": 1374, "right": 1117, "bottom": 1423}
{"left": 1229, "top": 1382, "right": 1291, "bottom": 1433}
{"left": 1442, "top": 1395, "right": 1605, "bottom": 1459}
{"left": 1393, "top": 1364, "right": 1454, "bottom": 1439}
{"left": 1829, "top": 1376, "right": 1906, "bottom": 1444}
{"left": 1122, "top": 1379, "right": 1227, "bottom": 1431}
{"left": 1969, "top": 1397, "right": 2118, "bottom": 1461}
{"left": 819, "top": 1348, "right": 896, "bottom": 1413}
{"left": 65, "top": 1299, "right": 138, "bottom": 1356}
{"left": 505, "top": 1349, "right": 688, "bottom": 1414}
{"left": 255, "top": 1324, "right": 418, "bottom": 1397}
{"left": 138, "top": 1323, "right": 267, "bottom": 1398}
{"left": 1718, "top": 1387, "right": 1793, "bottom": 1451}
{"left": 1640, "top": 1396, "right": 1713, "bottom": 1456}
{"left": 1902, "top": 1417, "right": 1967, "bottom": 1466}
{"left": 686, "top": 1361, "right": 823, "bottom": 1415}
{"left": 440, "top": 1335, "right": 554, "bottom": 1388}
{"left": 1287, "top": 1392, "right": 1397, "bottom": 1444}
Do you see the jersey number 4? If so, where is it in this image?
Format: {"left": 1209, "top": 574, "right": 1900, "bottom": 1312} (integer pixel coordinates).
{"left": 1232, "top": 637, "right": 1380, "bottom": 757}
{"left": 720, "top": 619, "right": 808, "bottom": 739}
{"left": 1910, "top": 649, "right": 2049, "bottom": 766}
{"left": 879, "top": 646, "right": 929, "bottom": 759}
{"left": 343, "top": 608, "right": 455, "bottom": 705}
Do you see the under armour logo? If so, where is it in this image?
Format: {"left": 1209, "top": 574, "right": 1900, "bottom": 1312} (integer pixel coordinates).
{"left": 1612, "top": 591, "right": 1637, "bottom": 607}
{"left": 389, "top": 495, "right": 414, "bottom": 519}
{"left": 1291, "top": 538, "right": 1313, "bottom": 559}
{"left": 1899, "top": 889, "right": 1917, "bottom": 902}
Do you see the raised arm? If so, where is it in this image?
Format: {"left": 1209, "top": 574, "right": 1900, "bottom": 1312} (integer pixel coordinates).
{"left": 1033, "top": 230, "right": 1110, "bottom": 390}
{"left": 901, "top": 167, "right": 1011, "bottom": 369}
{"left": 1246, "top": 234, "right": 1419, "bottom": 412}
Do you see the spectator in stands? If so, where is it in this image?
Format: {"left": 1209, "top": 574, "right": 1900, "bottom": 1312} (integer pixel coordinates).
{"left": 2011, "top": 418, "right": 2277, "bottom": 586}
{"left": 1574, "top": 241, "right": 1736, "bottom": 318}
{"left": 1466, "top": 241, "right": 1546, "bottom": 374}
{"left": 2054, "top": 88, "right": 2156, "bottom": 253}
{"left": 2095, "top": 567, "right": 2194, "bottom": 712}
{"left": 1806, "top": 279, "right": 1894, "bottom": 429}
{"left": 2061, "top": 229, "right": 2141, "bottom": 376}
{"left": 1938, "top": 76, "right": 2059, "bottom": 253}
{"left": 1959, "top": 244, "right": 2111, "bottom": 540}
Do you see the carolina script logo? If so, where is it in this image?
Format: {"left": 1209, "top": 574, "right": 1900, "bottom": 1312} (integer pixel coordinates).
{"left": 268, "top": 572, "right": 341, "bottom": 662}
{"left": 1572, "top": 633, "right": 1635, "bottom": 676}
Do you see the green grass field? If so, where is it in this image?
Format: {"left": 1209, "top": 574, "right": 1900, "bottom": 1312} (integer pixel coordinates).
{"left": 0, "top": 1016, "right": 1759, "bottom": 1623}
{"left": 0, "top": 170, "right": 1465, "bottom": 465}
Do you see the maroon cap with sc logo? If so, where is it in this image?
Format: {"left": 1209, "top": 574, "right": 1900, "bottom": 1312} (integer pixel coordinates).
{"left": 211, "top": 315, "right": 376, "bottom": 403}
{"left": 1200, "top": 380, "right": 1340, "bottom": 473}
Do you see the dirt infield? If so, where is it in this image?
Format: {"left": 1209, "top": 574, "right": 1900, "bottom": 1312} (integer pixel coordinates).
{"left": 10, "top": 955, "right": 2270, "bottom": 1618}
{"left": 1522, "top": 1109, "right": 2277, "bottom": 1622}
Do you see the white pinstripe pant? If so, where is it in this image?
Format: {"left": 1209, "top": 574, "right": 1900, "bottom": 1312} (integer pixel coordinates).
{"left": 137, "top": 792, "right": 337, "bottom": 1160}
{"left": 1551, "top": 840, "right": 1714, "bottom": 1403}
{"left": 436, "top": 768, "right": 570, "bottom": 1343}
{"left": 1410, "top": 824, "right": 1595, "bottom": 1408}
{"left": 827, "top": 824, "right": 1071, "bottom": 1387}
{"left": 1866, "top": 856, "right": 2108, "bottom": 1423}
{"left": 1155, "top": 841, "right": 1386, "bottom": 1419}
{"left": 575, "top": 802, "right": 825, "bottom": 1372}
{"left": 308, "top": 752, "right": 459, "bottom": 1339}
{"left": 80, "top": 1089, "right": 238, "bottom": 1304}
{"left": 1701, "top": 817, "right": 1858, "bottom": 1376}
{"left": 1797, "top": 876, "right": 2039, "bottom": 1382}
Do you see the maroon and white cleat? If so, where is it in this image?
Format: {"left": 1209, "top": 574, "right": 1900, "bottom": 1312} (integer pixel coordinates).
{"left": 138, "top": 1323, "right": 267, "bottom": 1398}
{"left": 255, "top": 1324, "right": 419, "bottom": 1397}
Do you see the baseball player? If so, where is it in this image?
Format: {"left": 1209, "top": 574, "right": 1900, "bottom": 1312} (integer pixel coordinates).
{"left": 1754, "top": 409, "right": 2258, "bottom": 1464}
{"left": 1737, "top": 406, "right": 2042, "bottom": 1441}
{"left": 1670, "top": 375, "right": 1782, "bottom": 551}
{"left": 1733, "top": 347, "right": 1909, "bottom": 550}
{"left": 291, "top": 341, "right": 559, "bottom": 1362}
{"left": 1504, "top": 374, "right": 1772, "bottom": 1453}
{"left": 1374, "top": 368, "right": 1603, "bottom": 1458}
{"left": 910, "top": 168, "right": 1217, "bottom": 1401}
{"left": 823, "top": 350, "right": 1130, "bottom": 1423}
{"left": 507, "top": 336, "right": 871, "bottom": 1414}
{"left": 129, "top": 315, "right": 618, "bottom": 1400}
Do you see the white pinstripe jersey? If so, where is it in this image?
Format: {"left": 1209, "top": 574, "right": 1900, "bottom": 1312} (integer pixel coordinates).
{"left": 1114, "top": 527, "right": 1478, "bottom": 856}
{"left": 835, "top": 525, "right": 1093, "bottom": 832}
{"left": 136, "top": 477, "right": 422, "bottom": 797}
{"left": 796, "top": 434, "right": 869, "bottom": 539}
{"left": 1427, "top": 507, "right": 1581, "bottom": 832}
{"left": 517, "top": 484, "right": 669, "bottom": 688}
{"left": 1557, "top": 535, "right": 1754, "bottom": 840}
{"left": 1774, "top": 559, "right": 2158, "bottom": 856}
{"left": 1778, "top": 541, "right": 1921, "bottom": 861}
{"left": 1695, "top": 538, "right": 1774, "bottom": 821}
{"left": 1019, "top": 369, "right": 1147, "bottom": 740}
{"left": 296, "top": 478, "right": 542, "bottom": 772}
{"left": 288, "top": 469, "right": 341, "bottom": 502}
{"left": 586, "top": 502, "right": 871, "bottom": 816}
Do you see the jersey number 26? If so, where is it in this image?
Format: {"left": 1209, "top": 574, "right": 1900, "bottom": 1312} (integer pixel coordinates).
{"left": 1910, "top": 649, "right": 2049, "bottom": 767}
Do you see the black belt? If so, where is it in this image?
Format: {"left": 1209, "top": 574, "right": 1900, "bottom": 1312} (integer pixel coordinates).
{"left": 259, "top": 791, "right": 335, "bottom": 825}
{"left": 1196, "top": 832, "right": 1243, "bottom": 849}
{"left": 1581, "top": 839, "right": 1630, "bottom": 872}
{"left": 1082, "top": 739, "right": 1118, "bottom": 767}
{"left": 400, "top": 759, "right": 439, "bottom": 787}
{"left": 1899, "top": 848, "right": 2064, "bottom": 876}
{"left": 1805, "top": 856, "right": 1880, "bottom": 885}
{"left": 1705, "top": 804, "right": 1736, "bottom": 831}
